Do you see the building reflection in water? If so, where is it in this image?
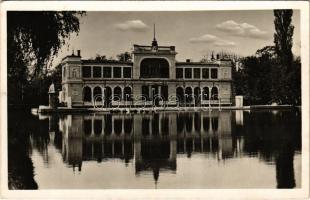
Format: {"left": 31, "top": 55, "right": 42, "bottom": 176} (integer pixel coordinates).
{"left": 39, "top": 110, "right": 300, "bottom": 188}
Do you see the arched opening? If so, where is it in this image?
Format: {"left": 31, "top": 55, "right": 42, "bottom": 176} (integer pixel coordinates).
{"left": 123, "top": 87, "right": 132, "bottom": 101}
{"left": 140, "top": 58, "right": 170, "bottom": 78}
{"left": 211, "top": 87, "right": 218, "bottom": 100}
{"left": 176, "top": 87, "right": 184, "bottom": 105}
{"left": 185, "top": 87, "right": 193, "bottom": 103}
{"left": 161, "top": 85, "right": 168, "bottom": 101}
{"left": 202, "top": 87, "right": 209, "bottom": 100}
{"left": 142, "top": 85, "right": 149, "bottom": 101}
{"left": 83, "top": 86, "right": 92, "bottom": 102}
{"left": 194, "top": 87, "right": 201, "bottom": 106}
{"left": 93, "top": 86, "right": 102, "bottom": 102}
{"left": 104, "top": 87, "right": 112, "bottom": 107}
{"left": 113, "top": 86, "right": 122, "bottom": 101}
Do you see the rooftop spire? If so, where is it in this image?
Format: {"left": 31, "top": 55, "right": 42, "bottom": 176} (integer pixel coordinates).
{"left": 152, "top": 23, "right": 158, "bottom": 47}
{"left": 153, "top": 23, "right": 156, "bottom": 40}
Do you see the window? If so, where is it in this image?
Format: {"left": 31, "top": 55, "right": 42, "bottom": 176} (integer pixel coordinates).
{"left": 185, "top": 87, "right": 193, "bottom": 102}
{"left": 63, "top": 66, "right": 66, "bottom": 78}
{"left": 211, "top": 87, "right": 218, "bottom": 100}
{"left": 161, "top": 85, "right": 168, "bottom": 101}
{"left": 185, "top": 68, "right": 192, "bottom": 79}
{"left": 194, "top": 68, "right": 200, "bottom": 79}
{"left": 113, "top": 87, "right": 122, "bottom": 100}
{"left": 142, "top": 85, "right": 149, "bottom": 100}
{"left": 102, "top": 67, "right": 111, "bottom": 78}
{"left": 113, "top": 67, "right": 122, "bottom": 78}
{"left": 202, "top": 87, "right": 209, "bottom": 100}
{"left": 93, "top": 66, "right": 102, "bottom": 78}
{"left": 123, "top": 67, "right": 132, "bottom": 78}
{"left": 176, "top": 68, "right": 183, "bottom": 79}
{"left": 211, "top": 68, "right": 218, "bottom": 79}
{"left": 124, "top": 87, "right": 132, "bottom": 101}
{"left": 93, "top": 86, "right": 102, "bottom": 101}
{"left": 72, "top": 69, "right": 77, "bottom": 78}
{"left": 82, "top": 66, "right": 91, "bottom": 78}
{"left": 202, "top": 68, "right": 209, "bottom": 79}
{"left": 83, "top": 86, "right": 92, "bottom": 102}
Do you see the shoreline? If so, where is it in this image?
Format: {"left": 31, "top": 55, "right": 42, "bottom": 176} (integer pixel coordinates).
{"left": 32, "top": 104, "right": 301, "bottom": 114}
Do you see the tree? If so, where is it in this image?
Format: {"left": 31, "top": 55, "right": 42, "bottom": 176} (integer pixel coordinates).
{"left": 117, "top": 52, "right": 132, "bottom": 62}
{"left": 273, "top": 10, "right": 300, "bottom": 105}
{"left": 7, "top": 11, "right": 85, "bottom": 106}
{"left": 274, "top": 10, "right": 294, "bottom": 73}
{"left": 94, "top": 54, "right": 108, "bottom": 62}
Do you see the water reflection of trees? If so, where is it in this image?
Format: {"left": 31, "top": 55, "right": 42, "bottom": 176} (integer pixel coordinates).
{"left": 8, "top": 110, "right": 38, "bottom": 189}
{"left": 9, "top": 110, "right": 301, "bottom": 189}
{"left": 236, "top": 110, "right": 301, "bottom": 188}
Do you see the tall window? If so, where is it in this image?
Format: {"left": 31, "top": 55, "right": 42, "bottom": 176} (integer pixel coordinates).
{"left": 113, "top": 67, "right": 122, "bottom": 78}
{"left": 82, "top": 66, "right": 91, "bottom": 78}
{"left": 93, "top": 86, "right": 102, "bottom": 101}
{"left": 113, "top": 86, "right": 122, "bottom": 100}
{"left": 140, "top": 58, "right": 169, "bottom": 78}
{"left": 202, "top": 68, "right": 209, "bottom": 79}
{"left": 103, "top": 67, "right": 111, "bottom": 78}
{"left": 211, "top": 87, "right": 218, "bottom": 100}
{"left": 161, "top": 85, "right": 168, "bottom": 101}
{"left": 63, "top": 66, "right": 66, "bottom": 78}
{"left": 185, "top": 87, "right": 193, "bottom": 102}
{"left": 211, "top": 68, "right": 218, "bottom": 79}
{"left": 202, "top": 87, "right": 209, "bottom": 100}
{"left": 93, "top": 66, "right": 102, "bottom": 78}
{"left": 123, "top": 87, "right": 132, "bottom": 101}
{"left": 176, "top": 68, "right": 183, "bottom": 79}
{"left": 142, "top": 85, "right": 149, "bottom": 100}
{"left": 176, "top": 87, "right": 184, "bottom": 103}
{"left": 83, "top": 86, "right": 92, "bottom": 102}
{"left": 185, "top": 68, "right": 192, "bottom": 79}
{"left": 194, "top": 68, "right": 200, "bottom": 79}
{"left": 123, "top": 67, "right": 132, "bottom": 78}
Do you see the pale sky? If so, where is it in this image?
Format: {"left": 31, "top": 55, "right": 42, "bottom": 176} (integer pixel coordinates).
{"left": 53, "top": 10, "right": 300, "bottom": 66}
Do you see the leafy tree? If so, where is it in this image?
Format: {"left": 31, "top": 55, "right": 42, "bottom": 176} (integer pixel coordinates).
{"left": 235, "top": 46, "right": 278, "bottom": 105}
{"left": 7, "top": 11, "right": 85, "bottom": 106}
{"left": 274, "top": 10, "right": 294, "bottom": 73}
{"left": 117, "top": 51, "right": 132, "bottom": 62}
{"left": 94, "top": 54, "right": 108, "bottom": 62}
{"left": 233, "top": 10, "right": 300, "bottom": 106}
{"left": 273, "top": 10, "right": 300, "bottom": 105}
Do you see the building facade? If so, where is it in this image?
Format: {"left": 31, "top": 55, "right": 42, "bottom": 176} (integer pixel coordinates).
{"left": 60, "top": 37, "right": 233, "bottom": 108}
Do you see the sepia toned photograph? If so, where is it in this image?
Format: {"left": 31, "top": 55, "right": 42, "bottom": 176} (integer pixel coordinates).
{"left": 0, "top": 1, "right": 309, "bottom": 199}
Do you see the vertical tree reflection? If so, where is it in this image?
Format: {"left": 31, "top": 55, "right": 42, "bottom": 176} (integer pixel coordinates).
{"left": 8, "top": 110, "right": 38, "bottom": 189}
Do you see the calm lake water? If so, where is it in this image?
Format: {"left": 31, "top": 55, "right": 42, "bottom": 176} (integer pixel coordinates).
{"left": 8, "top": 110, "right": 301, "bottom": 189}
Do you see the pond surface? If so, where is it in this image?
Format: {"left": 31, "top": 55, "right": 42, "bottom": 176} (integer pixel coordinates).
{"left": 8, "top": 110, "right": 301, "bottom": 189}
